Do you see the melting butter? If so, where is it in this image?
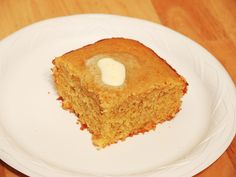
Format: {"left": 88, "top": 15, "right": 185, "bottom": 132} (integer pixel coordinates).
{"left": 97, "top": 57, "right": 125, "bottom": 86}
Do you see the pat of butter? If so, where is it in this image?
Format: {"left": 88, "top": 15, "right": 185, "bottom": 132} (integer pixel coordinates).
{"left": 97, "top": 58, "right": 126, "bottom": 86}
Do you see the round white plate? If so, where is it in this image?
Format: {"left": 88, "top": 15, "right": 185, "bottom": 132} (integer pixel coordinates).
{"left": 0, "top": 14, "right": 235, "bottom": 177}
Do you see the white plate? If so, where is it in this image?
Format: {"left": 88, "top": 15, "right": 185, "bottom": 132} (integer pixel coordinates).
{"left": 0, "top": 14, "right": 235, "bottom": 177}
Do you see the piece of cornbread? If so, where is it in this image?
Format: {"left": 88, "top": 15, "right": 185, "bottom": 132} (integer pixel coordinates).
{"left": 52, "top": 38, "right": 188, "bottom": 148}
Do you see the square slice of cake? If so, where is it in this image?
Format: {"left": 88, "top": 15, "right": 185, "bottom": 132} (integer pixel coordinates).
{"left": 52, "top": 38, "right": 188, "bottom": 148}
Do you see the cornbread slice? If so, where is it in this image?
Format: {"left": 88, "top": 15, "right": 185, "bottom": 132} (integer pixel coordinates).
{"left": 52, "top": 38, "right": 188, "bottom": 148}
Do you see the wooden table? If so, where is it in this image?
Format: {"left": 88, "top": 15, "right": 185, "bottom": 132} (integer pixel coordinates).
{"left": 0, "top": 0, "right": 235, "bottom": 176}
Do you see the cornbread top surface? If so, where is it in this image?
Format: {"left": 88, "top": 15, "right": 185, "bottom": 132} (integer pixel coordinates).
{"left": 54, "top": 38, "right": 187, "bottom": 109}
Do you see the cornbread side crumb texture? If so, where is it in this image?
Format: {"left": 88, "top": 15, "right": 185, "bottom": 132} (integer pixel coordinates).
{"left": 52, "top": 38, "right": 188, "bottom": 148}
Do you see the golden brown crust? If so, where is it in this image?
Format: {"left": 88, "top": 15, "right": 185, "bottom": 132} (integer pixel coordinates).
{"left": 53, "top": 38, "right": 188, "bottom": 111}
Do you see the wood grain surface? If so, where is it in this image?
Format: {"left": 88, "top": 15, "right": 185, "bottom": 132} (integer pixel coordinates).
{"left": 0, "top": 0, "right": 235, "bottom": 176}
